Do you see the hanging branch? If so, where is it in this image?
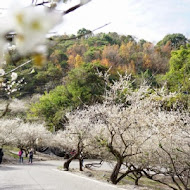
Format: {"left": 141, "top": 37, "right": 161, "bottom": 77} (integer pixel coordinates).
{"left": 4, "top": 22, "right": 110, "bottom": 76}
{"left": 63, "top": 4, "right": 81, "bottom": 15}
{"left": 34, "top": 1, "right": 50, "bottom": 6}
{"left": 34, "top": 0, "right": 91, "bottom": 15}
{"left": 53, "top": 22, "right": 111, "bottom": 46}
{"left": 5, "top": 60, "right": 32, "bottom": 76}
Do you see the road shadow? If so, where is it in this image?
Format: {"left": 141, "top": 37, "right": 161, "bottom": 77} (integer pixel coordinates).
{"left": 0, "top": 165, "right": 20, "bottom": 171}
{"left": 29, "top": 162, "right": 57, "bottom": 167}
{"left": 0, "top": 184, "right": 42, "bottom": 190}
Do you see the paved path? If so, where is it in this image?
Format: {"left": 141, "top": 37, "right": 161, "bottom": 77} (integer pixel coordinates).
{"left": 0, "top": 160, "right": 128, "bottom": 190}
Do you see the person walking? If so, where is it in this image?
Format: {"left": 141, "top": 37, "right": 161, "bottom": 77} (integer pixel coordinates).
{"left": 28, "top": 149, "right": 33, "bottom": 164}
{"left": 80, "top": 152, "right": 84, "bottom": 166}
{"left": 0, "top": 148, "right": 4, "bottom": 164}
{"left": 18, "top": 149, "right": 24, "bottom": 163}
{"left": 79, "top": 151, "right": 84, "bottom": 171}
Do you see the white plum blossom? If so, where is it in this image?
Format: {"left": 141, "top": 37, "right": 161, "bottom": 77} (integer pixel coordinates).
{"left": 7, "top": 45, "right": 16, "bottom": 51}
{"left": 0, "top": 119, "right": 21, "bottom": 146}
{"left": 0, "top": 118, "right": 51, "bottom": 149}
{"left": 9, "top": 3, "right": 62, "bottom": 55}
{"left": 0, "top": 69, "right": 5, "bottom": 76}
{"left": 11, "top": 72, "right": 18, "bottom": 81}
{"left": 14, "top": 122, "right": 52, "bottom": 149}
{"left": 0, "top": 15, "right": 15, "bottom": 67}
{"left": 3, "top": 77, "right": 24, "bottom": 96}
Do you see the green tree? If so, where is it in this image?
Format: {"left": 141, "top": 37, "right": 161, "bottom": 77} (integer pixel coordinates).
{"left": 29, "top": 63, "right": 107, "bottom": 130}
{"left": 138, "top": 39, "right": 147, "bottom": 48}
{"left": 77, "top": 28, "right": 92, "bottom": 39}
{"left": 165, "top": 46, "right": 190, "bottom": 92}
{"left": 125, "top": 35, "right": 136, "bottom": 43}
{"left": 157, "top": 33, "right": 188, "bottom": 49}
{"left": 83, "top": 47, "right": 102, "bottom": 62}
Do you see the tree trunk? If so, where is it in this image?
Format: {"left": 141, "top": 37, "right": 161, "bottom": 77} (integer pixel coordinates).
{"left": 110, "top": 158, "right": 123, "bottom": 184}
{"left": 79, "top": 158, "right": 83, "bottom": 171}
{"left": 135, "top": 177, "right": 139, "bottom": 186}
{"left": 134, "top": 171, "right": 142, "bottom": 186}
{"left": 63, "top": 152, "right": 79, "bottom": 171}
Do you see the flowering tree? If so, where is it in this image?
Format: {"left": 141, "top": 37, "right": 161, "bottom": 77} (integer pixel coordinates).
{"left": 139, "top": 110, "right": 190, "bottom": 190}
{"left": 65, "top": 78, "right": 157, "bottom": 184}
{"left": 59, "top": 73, "right": 190, "bottom": 187}
{"left": 14, "top": 122, "right": 52, "bottom": 154}
{"left": 53, "top": 108, "right": 93, "bottom": 171}
{"left": 0, "top": 119, "right": 20, "bottom": 147}
{"left": 0, "top": 118, "right": 51, "bottom": 155}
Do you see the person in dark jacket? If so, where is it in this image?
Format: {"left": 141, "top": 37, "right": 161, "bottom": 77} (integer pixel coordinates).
{"left": 28, "top": 149, "right": 33, "bottom": 164}
{"left": 0, "top": 148, "right": 4, "bottom": 164}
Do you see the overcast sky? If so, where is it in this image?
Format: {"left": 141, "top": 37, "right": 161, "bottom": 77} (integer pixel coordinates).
{"left": 0, "top": 0, "right": 190, "bottom": 43}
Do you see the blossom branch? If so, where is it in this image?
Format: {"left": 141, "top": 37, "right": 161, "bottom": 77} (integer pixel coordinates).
{"left": 53, "top": 23, "right": 111, "bottom": 46}
{"left": 34, "top": 1, "right": 50, "bottom": 6}
{"left": 5, "top": 60, "right": 32, "bottom": 76}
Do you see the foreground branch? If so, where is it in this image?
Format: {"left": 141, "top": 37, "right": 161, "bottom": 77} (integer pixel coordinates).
{"left": 53, "top": 23, "right": 111, "bottom": 46}
{"left": 5, "top": 60, "right": 32, "bottom": 76}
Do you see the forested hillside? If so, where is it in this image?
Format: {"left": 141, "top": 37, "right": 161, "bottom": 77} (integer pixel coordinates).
{"left": 1, "top": 31, "right": 189, "bottom": 97}
{"left": 1, "top": 30, "right": 189, "bottom": 130}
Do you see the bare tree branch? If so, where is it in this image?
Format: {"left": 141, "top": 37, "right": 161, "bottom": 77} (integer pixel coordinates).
{"left": 63, "top": 4, "right": 81, "bottom": 15}
{"left": 34, "top": 1, "right": 50, "bottom": 6}
{"left": 5, "top": 60, "right": 32, "bottom": 76}
{"left": 53, "top": 23, "right": 111, "bottom": 46}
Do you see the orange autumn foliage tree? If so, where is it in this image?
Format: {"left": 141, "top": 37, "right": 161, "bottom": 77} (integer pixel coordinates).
{"left": 75, "top": 54, "right": 84, "bottom": 68}
{"left": 67, "top": 44, "right": 87, "bottom": 57}
{"left": 120, "top": 41, "right": 137, "bottom": 63}
{"left": 143, "top": 53, "right": 152, "bottom": 69}
{"left": 67, "top": 54, "right": 84, "bottom": 68}
{"left": 102, "top": 45, "right": 121, "bottom": 66}
{"left": 127, "top": 60, "right": 136, "bottom": 74}
{"left": 101, "top": 58, "right": 112, "bottom": 68}
{"left": 67, "top": 55, "right": 75, "bottom": 68}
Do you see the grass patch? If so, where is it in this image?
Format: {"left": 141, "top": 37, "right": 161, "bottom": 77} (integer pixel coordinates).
{"left": 70, "top": 168, "right": 171, "bottom": 190}
{"left": 57, "top": 166, "right": 63, "bottom": 170}
{"left": 137, "top": 177, "right": 169, "bottom": 190}
{"left": 3, "top": 145, "right": 19, "bottom": 152}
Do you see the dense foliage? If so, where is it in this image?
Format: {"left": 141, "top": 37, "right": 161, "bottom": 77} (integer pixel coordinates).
{"left": 165, "top": 45, "right": 190, "bottom": 92}
{"left": 22, "top": 31, "right": 189, "bottom": 129}
{"left": 29, "top": 63, "right": 107, "bottom": 130}
{"left": 2, "top": 30, "right": 189, "bottom": 99}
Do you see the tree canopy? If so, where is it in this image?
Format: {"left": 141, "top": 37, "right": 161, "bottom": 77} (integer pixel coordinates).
{"left": 29, "top": 63, "right": 107, "bottom": 130}
{"left": 157, "top": 33, "right": 188, "bottom": 49}
{"left": 165, "top": 45, "right": 190, "bottom": 92}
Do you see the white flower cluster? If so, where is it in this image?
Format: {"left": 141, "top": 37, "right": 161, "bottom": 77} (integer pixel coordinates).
{"left": 0, "top": 1, "right": 62, "bottom": 68}
{"left": 0, "top": 69, "right": 5, "bottom": 76}
{"left": 2, "top": 74, "right": 24, "bottom": 96}
{"left": 0, "top": 118, "right": 51, "bottom": 148}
